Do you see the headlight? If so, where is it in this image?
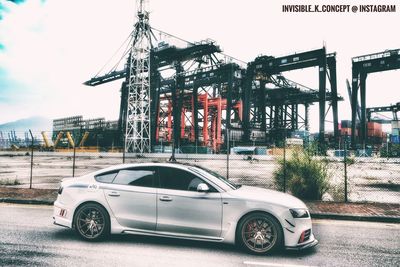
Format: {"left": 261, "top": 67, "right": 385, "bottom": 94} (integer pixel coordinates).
{"left": 290, "top": 208, "right": 309, "bottom": 218}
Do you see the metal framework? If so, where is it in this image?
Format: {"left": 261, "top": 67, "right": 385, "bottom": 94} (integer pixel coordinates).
{"left": 244, "top": 48, "right": 341, "bottom": 147}
{"left": 150, "top": 41, "right": 243, "bottom": 152}
{"left": 351, "top": 49, "right": 400, "bottom": 147}
{"left": 367, "top": 102, "right": 400, "bottom": 123}
{"left": 84, "top": 6, "right": 345, "bottom": 152}
{"left": 85, "top": 44, "right": 343, "bottom": 151}
{"left": 125, "top": 1, "right": 153, "bottom": 153}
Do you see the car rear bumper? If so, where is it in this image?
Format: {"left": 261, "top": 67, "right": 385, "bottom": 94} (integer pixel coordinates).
{"left": 53, "top": 201, "right": 73, "bottom": 228}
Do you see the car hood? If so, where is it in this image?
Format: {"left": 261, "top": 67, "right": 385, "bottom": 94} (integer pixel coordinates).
{"left": 226, "top": 185, "right": 307, "bottom": 209}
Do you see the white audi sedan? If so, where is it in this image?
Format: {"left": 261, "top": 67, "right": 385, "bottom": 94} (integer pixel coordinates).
{"left": 53, "top": 163, "right": 318, "bottom": 254}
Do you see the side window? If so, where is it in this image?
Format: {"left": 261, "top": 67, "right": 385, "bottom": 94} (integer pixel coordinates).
{"left": 113, "top": 168, "right": 156, "bottom": 187}
{"left": 95, "top": 172, "right": 118, "bottom": 183}
{"left": 158, "top": 167, "right": 216, "bottom": 192}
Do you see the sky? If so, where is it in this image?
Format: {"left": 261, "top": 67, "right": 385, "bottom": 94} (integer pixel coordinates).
{"left": 0, "top": 0, "right": 399, "bottom": 132}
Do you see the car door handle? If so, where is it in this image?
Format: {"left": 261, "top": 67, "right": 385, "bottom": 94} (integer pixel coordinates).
{"left": 159, "top": 196, "right": 172, "bottom": 202}
{"left": 108, "top": 191, "right": 120, "bottom": 197}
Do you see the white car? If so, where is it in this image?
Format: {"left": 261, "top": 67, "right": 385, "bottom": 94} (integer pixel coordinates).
{"left": 53, "top": 163, "right": 318, "bottom": 254}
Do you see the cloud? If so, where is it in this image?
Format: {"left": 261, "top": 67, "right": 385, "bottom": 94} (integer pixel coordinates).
{"left": 7, "top": 0, "right": 26, "bottom": 4}
{"left": 0, "top": 0, "right": 129, "bottom": 123}
{"left": 0, "top": 0, "right": 28, "bottom": 22}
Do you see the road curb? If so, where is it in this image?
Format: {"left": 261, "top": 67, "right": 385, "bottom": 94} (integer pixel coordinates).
{"left": 311, "top": 212, "right": 400, "bottom": 224}
{"left": 0, "top": 198, "right": 54, "bottom": 205}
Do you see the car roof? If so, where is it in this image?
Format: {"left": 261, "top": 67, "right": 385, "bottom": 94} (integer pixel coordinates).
{"left": 93, "top": 162, "right": 195, "bottom": 175}
{"left": 88, "top": 162, "right": 232, "bottom": 192}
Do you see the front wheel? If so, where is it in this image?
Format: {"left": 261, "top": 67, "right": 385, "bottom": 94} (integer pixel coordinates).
{"left": 74, "top": 203, "right": 109, "bottom": 241}
{"left": 237, "top": 212, "right": 283, "bottom": 254}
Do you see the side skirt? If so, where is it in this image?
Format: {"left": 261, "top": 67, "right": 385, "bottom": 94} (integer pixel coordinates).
{"left": 122, "top": 229, "right": 225, "bottom": 243}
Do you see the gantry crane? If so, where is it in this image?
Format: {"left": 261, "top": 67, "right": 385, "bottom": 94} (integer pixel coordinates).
{"left": 351, "top": 49, "right": 400, "bottom": 148}
{"left": 367, "top": 102, "right": 400, "bottom": 123}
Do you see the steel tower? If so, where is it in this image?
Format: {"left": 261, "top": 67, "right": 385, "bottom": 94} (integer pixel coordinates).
{"left": 125, "top": 0, "right": 153, "bottom": 153}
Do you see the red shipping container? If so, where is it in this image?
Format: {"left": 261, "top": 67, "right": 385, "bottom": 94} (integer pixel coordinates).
{"left": 341, "top": 128, "right": 351, "bottom": 136}
{"left": 367, "top": 122, "right": 382, "bottom": 131}
{"left": 367, "top": 129, "right": 382, "bottom": 137}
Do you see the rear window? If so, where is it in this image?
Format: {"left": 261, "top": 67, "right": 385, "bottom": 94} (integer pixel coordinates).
{"left": 95, "top": 172, "right": 118, "bottom": 183}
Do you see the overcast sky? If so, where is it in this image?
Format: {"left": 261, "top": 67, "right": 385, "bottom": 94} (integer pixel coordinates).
{"left": 0, "top": 0, "right": 399, "bottom": 132}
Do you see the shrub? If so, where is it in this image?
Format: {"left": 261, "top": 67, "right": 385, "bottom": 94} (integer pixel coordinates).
{"left": 0, "top": 178, "right": 21, "bottom": 186}
{"left": 274, "top": 146, "right": 330, "bottom": 200}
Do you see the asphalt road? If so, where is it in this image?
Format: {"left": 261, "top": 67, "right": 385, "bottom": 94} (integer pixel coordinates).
{"left": 0, "top": 204, "right": 399, "bottom": 267}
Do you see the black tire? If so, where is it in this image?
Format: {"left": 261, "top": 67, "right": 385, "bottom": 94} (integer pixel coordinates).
{"left": 74, "top": 203, "right": 110, "bottom": 241}
{"left": 236, "top": 212, "right": 283, "bottom": 254}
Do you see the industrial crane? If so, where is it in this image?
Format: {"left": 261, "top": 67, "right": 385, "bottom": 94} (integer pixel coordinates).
{"left": 367, "top": 102, "right": 400, "bottom": 123}
{"left": 84, "top": 1, "right": 342, "bottom": 152}
{"left": 351, "top": 49, "right": 400, "bottom": 147}
{"left": 85, "top": 0, "right": 155, "bottom": 153}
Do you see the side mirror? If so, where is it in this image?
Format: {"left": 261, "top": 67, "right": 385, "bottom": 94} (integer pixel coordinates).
{"left": 197, "top": 183, "right": 210, "bottom": 192}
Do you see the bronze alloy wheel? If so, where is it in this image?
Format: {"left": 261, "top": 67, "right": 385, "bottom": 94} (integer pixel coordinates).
{"left": 238, "top": 212, "right": 282, "bottom": 254}
{"left": 75, "top": 203, "right": 109, "bottom": 241}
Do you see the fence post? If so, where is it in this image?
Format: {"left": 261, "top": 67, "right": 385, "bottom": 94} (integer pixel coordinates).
{"left": 344, "top": 135, "right": 348, "bottom": 202}
{"left": 72, "top": 144, "right": 76, "bottom": 177}
{"left": 169, "top": 136, "right": 176, "bottom": 162}
{"left": 72, "top": 128, "right": 82, "bottom": 178}
{"left": 28, "top": 129, "right": 34, "bottom": 189}
{"left": 283, "top": 135, "right": 286, "bottom": 193}
{"left": 226, "top": 128, "right": 230, "bottom": 179}
{"left": 122, "top": 133, "right": 126, "bottom": 164}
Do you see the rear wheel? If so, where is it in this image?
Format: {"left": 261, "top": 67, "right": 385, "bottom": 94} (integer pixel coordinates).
{"left": 237, "top": 212, "right": 283, "bottom": 254}
{"left": 74, "top": 203, "right": 109, "bottom": 241}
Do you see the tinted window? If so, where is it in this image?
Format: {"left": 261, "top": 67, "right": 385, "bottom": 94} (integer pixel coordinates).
{"left": 190, "top": 166, "right": 238, "bottom": 190}
{"left": 95, "top": 172, "right": 118, "bottom": 183}
{"left": 159, "top": 167, "right": 215, "bottom": 192}
{"left": 113, "top": 168, "right": 155, "bottom": 187}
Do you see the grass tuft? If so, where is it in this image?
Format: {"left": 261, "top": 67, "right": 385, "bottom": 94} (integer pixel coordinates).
{"left": 0, "top": 178, "right": 21, "bottom": 186}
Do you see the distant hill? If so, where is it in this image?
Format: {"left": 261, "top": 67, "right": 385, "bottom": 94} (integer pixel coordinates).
{"left": 0, "top": 116, "right": 52, "bottom": 137}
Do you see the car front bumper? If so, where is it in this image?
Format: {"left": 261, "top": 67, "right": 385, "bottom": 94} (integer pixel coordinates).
{"left": 286, "top": 238, "right": 319, "bottom": 250}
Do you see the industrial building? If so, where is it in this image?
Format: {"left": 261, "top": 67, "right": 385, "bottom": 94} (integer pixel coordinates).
{"left": 51, "top": 116, "right": 118, "bottom": 150}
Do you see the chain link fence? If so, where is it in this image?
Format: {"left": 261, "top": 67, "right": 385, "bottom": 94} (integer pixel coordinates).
{"left": 0, "top": 130, "right": 399, "bottom": 204}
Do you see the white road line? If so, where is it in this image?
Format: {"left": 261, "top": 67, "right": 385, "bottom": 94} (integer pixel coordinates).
{"left": 243, "top": 261, "right": 317, "bottom": 267}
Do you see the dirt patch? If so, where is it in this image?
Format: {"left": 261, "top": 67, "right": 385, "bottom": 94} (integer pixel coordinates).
{"left": 359, "top": 183, "right": 400, "bottom": 192}
{"left": 0, "top": 187, "right": 57, "bottom": 202}
{"left": 306, "top": 201, "right": 400, "bottom": 217}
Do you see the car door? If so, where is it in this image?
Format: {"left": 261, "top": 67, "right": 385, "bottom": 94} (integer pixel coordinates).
{"left": 102, "top": 167, "right": 157, "bottom": 231}
{"left": 156, "top": 166, "right": 222, "bottom": 238}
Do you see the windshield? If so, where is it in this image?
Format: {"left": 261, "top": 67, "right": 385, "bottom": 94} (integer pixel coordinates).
{"left": 189, "top": 166, "right": 240, "bottom": 190}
